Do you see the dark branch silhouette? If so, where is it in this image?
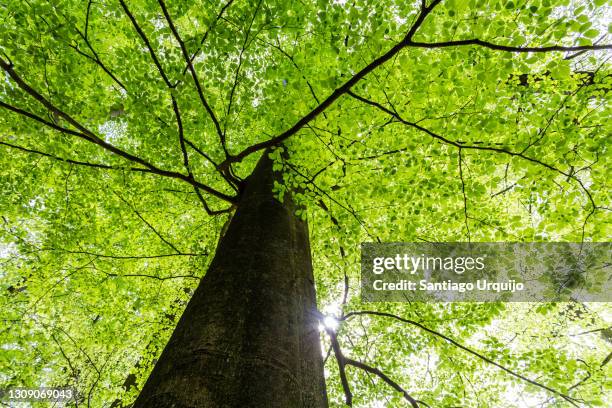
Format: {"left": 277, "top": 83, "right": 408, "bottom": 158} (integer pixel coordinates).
{"left": 345, "top": 90, "right": 599, "bottom": 221}
{"left": 0, "top": 141, "right": 147, "bottom": 172}
{"left": 158, "top": 0, "right": 227, "bottom": 156}
{"left": 219, "top": 4, "right": 611, "bottom": 169}
{"left": 118, "top": 0, "right": 176, "bottom": 89}
{"left": 407, "top": 38, "right": 612, "bottom": 53}
{"left": 0, "top": 59, "right": 237, "bottom": 204}
{"left": 342, "top": 310, "right": 581, "bottom": 407}
{"left": 217, "top": 0, "right": 443, "bottom": 168}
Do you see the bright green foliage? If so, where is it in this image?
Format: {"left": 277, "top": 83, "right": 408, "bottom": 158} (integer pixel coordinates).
{"left": 0, "top": 0, "right": 610, "bottom": 406}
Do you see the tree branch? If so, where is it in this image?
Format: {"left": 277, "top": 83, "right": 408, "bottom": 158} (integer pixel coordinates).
{"left": 0, "top": 60, "right": 237, "bottom": 204}
{"left": 66, "top": 42, "right": 126, "bottom": 91}
{"left": 285, "top": 162, "right": 375, "bottom": 239}
{"left": 112, "top": 190, "right": 183, "bottom": 254}
{"left": 172, "top": 95, "right": 190, "bottom": 174}
{"left": 41, "top": 247, "right": 205, "bottom": 260}
{"left": 192, "top": 186, "right": 234, "bottom": 216}
{"left": 118, "top": 0, "right": 176, "bottom": 89}
{"left": 217, "top": 0, "right": 443, "bottom": 168}
{"left": 260, "top": 38, "right": 322, "bottom": 107}
{"left": 225, "top": 0, "right": 263, "bottom": 136}
{"left": 101, "top": 271, "right": 199, "bottom": 281}
{"left": 0, "top": 140, "right": 149, "bottom": 172}
{"left": 157, "top": 0, "right": 226, "bottom": 155}
{"left": 407, "top": 39, "right": 612, "bottom": 53}
{"left": 84, "top": 0, "right": 93, "bottom": 40}
{"left": 343, "top": 357, "right": 420, "bottom": 408}
{"left": 326, "top": 329, "right": 353, "bottom": 406}
{"left": 119, "top": 1, "right": 240, "bottom": 192}
{"left": 155, "top": 115, "right": 239, "bottom": 189}
{"left": 43, "top": 2, "right": 125, "bottom": 90}
{"left": 181, "top": 0, "right": 235, "bottom": 76}
{"left": 345, "top": 90, "right": 598, "bottom": 216}
{"left": 171, "top": 95, "right": 235, "bottom": 215}
{"left": 458, "top": 148, "right": 471, "bottom": 242}
{"left": 70, "top": 0, "right": 127, "bottom": 91}
{"left": 342, "top": 310, "right": 581, "bottom": 407}
{"left": 183, "top": 138, "right": 219, "bottom": 168}
{"left": 0, "top": 100, "right": 88, "bottom": 138}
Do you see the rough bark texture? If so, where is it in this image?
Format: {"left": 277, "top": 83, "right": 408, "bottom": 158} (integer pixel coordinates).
{"left": 133, "top": 151, "right": 328, "bottom": 407}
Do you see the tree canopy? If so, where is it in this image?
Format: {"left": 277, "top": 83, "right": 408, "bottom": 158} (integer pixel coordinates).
{"left": 0, "top": 0, "right": 610, "bottom": 406}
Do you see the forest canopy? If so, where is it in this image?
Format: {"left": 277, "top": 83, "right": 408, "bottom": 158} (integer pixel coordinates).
{"left": 0, "top": 0, "right": 610, "bottom": 406}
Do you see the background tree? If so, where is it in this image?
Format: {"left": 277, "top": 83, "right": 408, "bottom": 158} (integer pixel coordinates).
{"left": 0, "top": 0, "right": 610, "bottom": 406}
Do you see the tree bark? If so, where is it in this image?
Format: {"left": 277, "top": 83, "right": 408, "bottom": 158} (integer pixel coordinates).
{"left": 133, "top": 150, "right": 328, "bottom": 407}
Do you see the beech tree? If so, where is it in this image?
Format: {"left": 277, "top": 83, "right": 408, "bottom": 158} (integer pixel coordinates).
{"left": 0, "top": 0, "right": 610, "bottom": 407}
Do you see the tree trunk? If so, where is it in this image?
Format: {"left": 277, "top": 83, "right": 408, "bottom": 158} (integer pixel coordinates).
{"left": 133, "top": 151, "right": 328, "bottom": 407}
